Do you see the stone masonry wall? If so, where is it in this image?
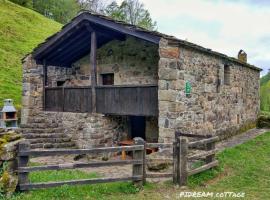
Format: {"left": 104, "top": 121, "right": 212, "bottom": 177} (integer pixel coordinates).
{"left": 0, "top": 129, "right": 23, "bottom": 196}
{"left": 158, "top": 38, "right": 260, "bottom": 142}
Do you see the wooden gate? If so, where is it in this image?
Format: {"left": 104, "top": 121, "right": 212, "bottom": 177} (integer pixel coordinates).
{"left": 17, "top": 133, "right": 219, "bottom": 190}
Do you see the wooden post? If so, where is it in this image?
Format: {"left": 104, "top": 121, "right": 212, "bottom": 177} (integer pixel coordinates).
{"left": 205, "top": 135, "right": 215, "bottom": 163}
{"left": 18, "top": 141, "right": 30, "bottom": 190}
{"left": 173, "top": 140, "right": 179, "bottom": 184}
{"left": 90, "top": 31, "right": 97, "bottom": 113}
{"left": 132, "top": 137, "right": 145, "bottom": 187}
{"left": 62, "top": 87, "right": 65, "bottom": 112}
{"left": 43, "top": 60, "right": 47, "bottom": 110}
{"left": 179, "top": 137, "right": 188, "bottom": 186}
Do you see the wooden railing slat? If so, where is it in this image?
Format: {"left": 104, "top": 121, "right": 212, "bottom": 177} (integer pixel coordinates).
{"left": 188, "top": 149, "right": 218, "bottom": 160}
{"left": 19, "top": 145, "right": 144, "bottom": 157}
{"left": 188, "top": 136, "right": 219, "bottom": 148}
{"left": 20, "top": 176, "right": 142, "bottom": 191}
{"left": 18, "top": 160, "right": 142, "bottom": 173}
{"left": 188, "top": 160, "right": 219, "bottom": 176}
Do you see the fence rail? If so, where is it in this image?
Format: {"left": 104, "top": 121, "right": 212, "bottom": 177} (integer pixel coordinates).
{"left": 18, "top": 132, "right": 219, "bottom": 191}
{"left": 18, "top": 138, "right": 145, "bottom": 191}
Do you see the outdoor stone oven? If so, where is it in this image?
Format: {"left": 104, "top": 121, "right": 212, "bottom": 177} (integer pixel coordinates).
{"left": 21, "top": 12, "right": 261, "bottom": 149}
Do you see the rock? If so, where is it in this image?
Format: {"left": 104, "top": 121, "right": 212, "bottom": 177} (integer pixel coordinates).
{"left": 146, "top": 149, "right": 173, "bottom": 171}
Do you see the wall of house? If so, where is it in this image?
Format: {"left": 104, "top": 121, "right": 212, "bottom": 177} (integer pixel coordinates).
{"left": 158, "top": 38, "right": 260, "bottom": 142}
{"left": 21, "top": 36, "right": 159, "bottom": 148}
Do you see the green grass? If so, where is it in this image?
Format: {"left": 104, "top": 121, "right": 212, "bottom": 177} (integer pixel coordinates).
{"left": 7, "top": 132, "right": 270, "bottom": 200}
{"left": 260, "top": 72, "right": 270, "bottom": 112}
{"left": 0, "top": 0, "right": 61, "bottom": 109}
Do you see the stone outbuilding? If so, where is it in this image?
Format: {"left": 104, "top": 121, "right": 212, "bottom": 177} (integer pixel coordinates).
{"left": 21, "top": 12, "right": 261, "bottom": 149}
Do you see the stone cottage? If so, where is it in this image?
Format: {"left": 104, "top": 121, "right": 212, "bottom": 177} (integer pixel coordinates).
{"left": 21, "top": 12, "right": 261, "bottom": 149}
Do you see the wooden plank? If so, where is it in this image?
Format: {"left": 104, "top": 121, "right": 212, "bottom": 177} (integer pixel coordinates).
{"left": 175, "top": 132, "right": 211, "bottom": 138}
{"left": 19, "top": 160, "right": 142, "bottom": 173}
{"left": 188, "top": 160, "right": 219, "bottom": 176}
{"left": 42, "top": 60, "right": 47, "bottom": 110}
{"left": 146, "top": 143, "right": 173, "bottom": 148}
{"left": 18, "top": 141, "right": 30, "bottom": 190}
{"left": 205, "top": 135, "right": 216, "bottom": 163}
{"left": 90, "top": 31, "right": 97, "bottom": 113}
{"left": 188, "top": 149, "right": 218, "bottom": 160}
{"left": 19, "top": 145, "right": 144, "bottom": 157}
{"left": 20, "top": 176, "right": 142, "bottom": 191}
{"left": 146, "top": 173, "right": 173, "bottom": 178}
{"left": 132, "top": 137, "right": 145, "bottom": 186}
{"left": 179, "top": 138, "right": 188, "bottom": 186}
{"left": 173, "top": 141, "right": 178, "bottom": 184}
{"left": 188, "top": 136, "right": 219, "bottom": 148}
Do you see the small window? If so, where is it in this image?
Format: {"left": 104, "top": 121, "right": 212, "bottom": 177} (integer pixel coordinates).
{"left": 101, "top": 73, "right": 114, "bottom": 85}
{"left": 224, "top": 64, "right": 230, "bottom": 85}
{"left": 57, "top": 81, "right": 65, "bottom": 87}
{"left": 237, "top": 114, "right": 240, "bottom": 124}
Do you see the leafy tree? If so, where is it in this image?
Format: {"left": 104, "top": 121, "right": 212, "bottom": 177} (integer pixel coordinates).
{"left": 33, "top": 0, "right": 80, "bottom": 24}
{"left": 9, "top": 0, "right": 33, "bottom": 8}
{"left": 77, "top": 0, "right": 108, "bottom": 13}
{"left": 105, "top": 0, "right": 157, "bottom": 30}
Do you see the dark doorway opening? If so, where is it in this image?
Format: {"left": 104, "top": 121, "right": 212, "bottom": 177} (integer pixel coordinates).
{"left": 130, "top": 116, "right": 146, "bottom": 140}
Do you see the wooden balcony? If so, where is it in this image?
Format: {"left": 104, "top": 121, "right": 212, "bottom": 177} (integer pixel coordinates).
{"left": 44, "top": 85, "right": 158, "bottom": 116}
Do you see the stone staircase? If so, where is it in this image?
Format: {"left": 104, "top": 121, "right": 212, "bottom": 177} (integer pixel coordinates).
{"left": 21, "top": 116, "right": 76, "bottom": 149}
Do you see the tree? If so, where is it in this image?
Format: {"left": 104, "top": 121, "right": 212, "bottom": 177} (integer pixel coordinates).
{"left": 33, "top": 0, "right": 80, "bottom": 24}
{"left": 105, "top": 0, "right": 157, "bottom": 30}
{"left": 77, "top": 0, "right": 109, "bottom": 13}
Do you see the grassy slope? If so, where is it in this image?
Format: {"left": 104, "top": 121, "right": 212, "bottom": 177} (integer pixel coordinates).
{"left": 10, "top": 132, "right": 270, "bottom": 200}
{"left": 0, "top": 0, "right": 61, "bottom": 108}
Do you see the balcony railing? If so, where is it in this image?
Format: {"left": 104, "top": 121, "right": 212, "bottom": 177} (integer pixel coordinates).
{"left": 44, "top": 85, "right": 158, "bottom": 116}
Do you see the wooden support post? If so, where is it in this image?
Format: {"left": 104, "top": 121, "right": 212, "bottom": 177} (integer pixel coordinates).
{"left": 205, "top": 135, "right": 215, "bottom": 163}
{"left": 90, "top": 31, "right": 97, "bottom": 113}
{"left": 132, "top": 137, "right": 145, "bottom": 186}
{"left": 179, "top": 137, "right": 188, "bottom": 186}
{"left": 42, "top": 60, "right": 47, "bottom": 110}
{"left": 173, "top": 140, "right": 179, "bottom": 184}
{"left": 18, "top": 141, "right": 30, "bottom": 190}
{"left": 62, "top": 87, "right": 65, "bottom": 112}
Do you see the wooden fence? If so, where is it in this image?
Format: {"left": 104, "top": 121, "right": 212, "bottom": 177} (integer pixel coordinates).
{"left": 18, "top": 133, "right": 219, "bottom": 191}
{"left": 18, "top": 138, "right": 145, "bottom": 191}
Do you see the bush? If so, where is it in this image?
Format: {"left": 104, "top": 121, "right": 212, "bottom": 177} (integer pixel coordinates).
{"left": 257, "top": 113, "right": 270, "bottom": 128}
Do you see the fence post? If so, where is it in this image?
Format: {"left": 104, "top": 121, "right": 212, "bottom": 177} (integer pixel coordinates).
{"left": 18, "top": 140, "right": 30, "bottom": 190}
{"left": 179, "top": 137, "right": 188, "bottom": 186}
{"left": 173, "top": 135, "right": 180, "bottom": 184}
{"left": 205, "top": 135, "right": 215, "bottom": 163}
{"left": 132, "top": 137, "right": 145, "bottom": 187}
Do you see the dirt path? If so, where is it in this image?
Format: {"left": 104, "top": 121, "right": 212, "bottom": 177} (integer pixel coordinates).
{"left": 216, "top": 128, "right": 269, "bottom": 151}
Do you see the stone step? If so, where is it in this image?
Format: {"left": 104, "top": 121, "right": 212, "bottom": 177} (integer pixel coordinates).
{"left": 21, "top": 123, "right": 60, "bottom": 129}
{"left": 27, "top": 137, "right": 72, "bottom": 144}
{"left": 23, "top": 132, "right": 67, "bottom": 139}
{"left": 30, "top": 141, "right": 76, "bottom": 149}
{"left": 22, "top": 128, "right": 64, "bottom": 134}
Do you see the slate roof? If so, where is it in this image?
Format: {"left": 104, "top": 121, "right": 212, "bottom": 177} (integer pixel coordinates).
{"left": 26, "top": 11, "right": 261, "bottom": 71}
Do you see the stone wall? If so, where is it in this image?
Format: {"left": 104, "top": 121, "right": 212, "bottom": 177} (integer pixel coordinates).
{"left": 158, "top": 38, "right": 260, "bottom": 142}
{"left": 0, "top": 129, "right": 23, "bottom": 196}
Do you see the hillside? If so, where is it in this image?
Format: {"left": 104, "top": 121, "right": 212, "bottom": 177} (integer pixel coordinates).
{"left": 260, "top": 73, "right": 270, "bottom": 112}
{"left": 0, "top": 0, "right": 61, "bottom": 108}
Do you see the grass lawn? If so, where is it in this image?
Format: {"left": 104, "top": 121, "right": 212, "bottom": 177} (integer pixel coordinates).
{"left": 7, "top": 132, "right": 270, "bottom": 200}
{"left": 0, "top": 0, "right": 61, "bottom": 108}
